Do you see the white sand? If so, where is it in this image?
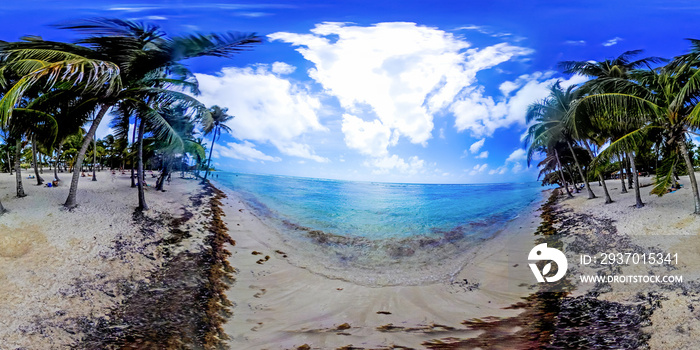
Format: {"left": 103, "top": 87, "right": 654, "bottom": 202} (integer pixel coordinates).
{"left": 0, "top": 169, "right": 203, "bottom": 348}
{"left": 216, "top": 182, "right": 547, "bottom": 349}
{"left": 562, "top": 174, "right": 700, "bottom": 349}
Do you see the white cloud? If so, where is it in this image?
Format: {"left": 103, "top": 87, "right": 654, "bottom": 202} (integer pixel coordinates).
{"left": 146, "top": 15, "right": 167, "bottom": 20}
{"left": 217, "top": 141, "right": 282, "bottom": 163}
{"left": 270, "top": 22, "right": 532, "bottom": 159}
{"left": 602, "top": 37, "right": 623, "bottom": 47}
{"left": 469, "top": 138, "right": 486, "bottom": 154}
{"left": 195, "top": 64, "right": 328, "bottom": 162}
{"left": 488, "top": 166, "right": 508, "bottom": 175}
{"left": 364, "top": 154, "right": 425, "bottom": 175}
{"left": 506, "top": 149, "right": 527, "bottom": 163}
{"left": 469, "top": 163, "right": 488, "bottom": 175}
{"left": 453, "top": 72, "right": 588, "bottom": 137}
{"left": 475, "top": 151, "right": 489, "bottom": 159}
{"left": 512, "top": 162, "right": 524, "bottom": 173}
{"left": 341, "top": 114, "right": 393, "bottom": 156}
{"left": 271, "top": 61, "right": 296, "bottom": 75}
{"left": 564, "top": 40, "right": 586, "bottom": 46}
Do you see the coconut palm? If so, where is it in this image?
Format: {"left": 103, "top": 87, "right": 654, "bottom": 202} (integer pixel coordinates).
{"left": 202, "top": 105, "right": 233, "bottom": 181}
{"left": 1, "top": 19, "right": 260, "bottom": 209}
{"left": 560, "top": 50, "right": 665, "bottom": 198}
{"left": 526, "top": 82, "right": 599, "bottom": 200}
{"left": 569, "top": 49, "right": 700, "bottom": 213}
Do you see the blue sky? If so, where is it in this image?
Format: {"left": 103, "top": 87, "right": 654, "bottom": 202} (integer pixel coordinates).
{"left": 1, "top": 1, "right": 698, "bottom": 183}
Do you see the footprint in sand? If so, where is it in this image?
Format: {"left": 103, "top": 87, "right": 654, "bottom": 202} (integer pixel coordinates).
{"left": 250, "top": 321, "right": 264, "bottom": 331}
{"left": 249, "top": 285, "right": 267, "bottom": 298}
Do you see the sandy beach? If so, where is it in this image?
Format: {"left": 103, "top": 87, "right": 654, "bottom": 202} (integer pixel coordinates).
{"left": 215, "top": 180, "right": 547, "bottom": 349}
{"left": 0, "top": 169, "right": 223, "bottom": 349}
{"left": 560, "top": 175, "right": 700, "bottom": 349}
{"left": 218, "top": 173, "right": 700, "bottom": 349}
{"left": 4, "top": 169, "right": 700, "bottom": 349}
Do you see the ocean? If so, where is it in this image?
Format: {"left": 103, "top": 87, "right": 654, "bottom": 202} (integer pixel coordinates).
{"left": 215, "top": 172, "right": 547, "bottom": 285}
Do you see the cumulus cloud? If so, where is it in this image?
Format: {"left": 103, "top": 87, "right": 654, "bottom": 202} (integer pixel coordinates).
{"left": 512, "top": 162, "right": 524, "bottom": 173}
{"left": 488, "top": 166, "right": 508, "bottom": 175}
{"left": 602, "top": 37, "right": 623, "bottom": 47}
{"left": 364, "top": 155, "right": 425, "bottom": 175}
{"left": 469, "top": 138, "right": 486, "bottom": 154}
{"left": 216, "top": 141, "right": 282, "bottom": 163}
{"left": 475, "top": 151, "right": 489, "bottom": 159}
{"left": 453, "top": 72, "right": 588, "bottom": 137}
{"left": 271, "top": 61, "right": 296, "bottom": 75}
{"left": 195, "top": 63, "right": 329, "bottom": 162}
{"left": 270, "top": 22, "right": 532, "bottom": 160}
{"left": 469, "top": 163, "right": 488, "bottom": 175}
{"left": 506, "top": 148, "right": 527, "bottom": 163}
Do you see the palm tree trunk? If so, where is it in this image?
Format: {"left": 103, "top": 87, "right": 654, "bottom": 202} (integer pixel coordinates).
{"left": 92, "top": 137, "right": 97, "bottom": 181}
{"left": 156, "top": 154, "right": 170, "bottom": 191}
{"left": 54, "top": 158, "right": 59, "bottom": 182}
{"left": 15, "top": 140, "right": 25, "bottom": 198}
{"left": 554, "top": 149, "right": 573, "bottom": 198}
{"left": 64, "top": 104, "right": 110, "bottom": 209}
{"left": 136, "top": 118, "right": 148, "bottom": 211}
{"left": 628, "top": 152, "right": 644, "bottom": 208}
{"left": 566, "top": 141, "right": 595, "bottom": 199}
{"left": 31, "top": 135, "right": 44, "bottom": 185}
{"left": 582, "top": 142, "right": 612, "bottom": 204}
{"left": 618, "top": 154, "right": 628, "bottom": 193}
{"left": 625, "top": 154, "right": 633, "bottom": 189}
{"left": 679, "top": 141, "right": 700, "bottom": 214}
{"left": 203, "top": 127, "right": 217, "bottom": 181}
{"left": 7, "top": 149, "right": 12, "bottom": 175}
{"left": 131, "top": 119, "right": 138, "bottom": 188}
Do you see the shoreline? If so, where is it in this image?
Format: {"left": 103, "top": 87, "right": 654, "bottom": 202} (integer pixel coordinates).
{"left": 212, "top": 178, "right": 548, "bottom": 287}
{"left": 213, "top": 178, "right": 547, "bottom": 349}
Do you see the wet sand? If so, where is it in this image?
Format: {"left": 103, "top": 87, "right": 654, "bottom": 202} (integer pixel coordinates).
{"left": 216, "top": 182, "right": 547, "bottom": 349}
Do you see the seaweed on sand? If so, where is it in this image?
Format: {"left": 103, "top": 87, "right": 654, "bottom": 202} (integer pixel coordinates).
{"left": 423, "top": 188, "right": 657, "bottom": 349}
{"left": 73, "top": 181, "right": 236, "bottom": 349}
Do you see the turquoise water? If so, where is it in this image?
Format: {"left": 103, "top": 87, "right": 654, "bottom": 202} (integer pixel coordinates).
{"left": 215, "top": 172, "right": 546, "bottom": 285}
{"left": 217, "top": 172, "right": 544, "bottom": 241}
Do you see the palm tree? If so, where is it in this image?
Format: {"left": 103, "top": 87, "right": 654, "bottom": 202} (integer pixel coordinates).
{"left": 570, "top": 49, "right": 700, "bottom": 213}
{"left": 202, "top": 105, "right": 233, "bottom": 181}
{"left": 153, "top": 105, "right": 205, "bottom": 191}
{"left": 1, "top": 19, "right": 260, "bottom": 209}
{"left": 526, "top": 82, "right": 599, "bottom": 200}
{"left": 560, "top": 50, "right": 664, "bottom": 199}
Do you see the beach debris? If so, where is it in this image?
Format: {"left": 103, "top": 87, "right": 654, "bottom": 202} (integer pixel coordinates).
{"left": 377, "top": 323, "right": 456, "bottom": 333}
{"left": 274, "top": 249, "right": 288, "bottom": 257}
{"left": 71, "top": 183, "right": 237, "bottom": 349}
{"left": 252, "top": 251, "right": 262, "bottom": 255}
{"left": 336, "top": 322, "right": 352, "bottom": 330}
{"left": 296, "top": 344, "right": 311, "bottom": 350}
{"left": 376, "top": 311, "right": 392, "bottom": 315}
{"left": 337, "top": 288, "right": 343, "bottom": 291}
{"left": 255, "top": 255, "right": 271, "bottom": 264}
{"left": 450, "top": 278, "right": 480, "bottom": 292}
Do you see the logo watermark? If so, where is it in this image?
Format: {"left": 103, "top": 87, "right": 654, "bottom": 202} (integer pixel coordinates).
{"left": 528, "top": 243, "right": 568, "bottom": 283}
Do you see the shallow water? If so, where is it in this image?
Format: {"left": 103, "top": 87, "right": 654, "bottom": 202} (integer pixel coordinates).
{"left": 217, "top": 172, "right": 546, "bottom": 285}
